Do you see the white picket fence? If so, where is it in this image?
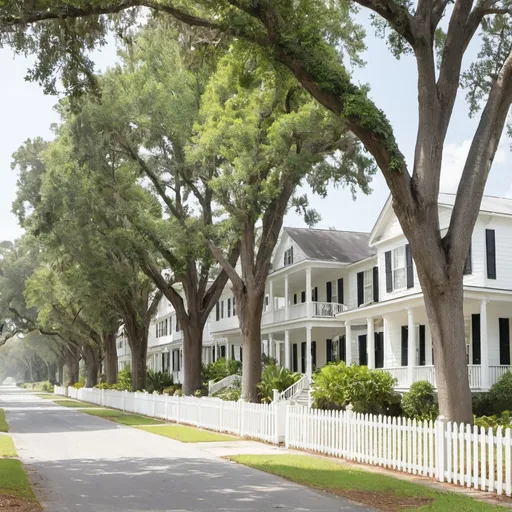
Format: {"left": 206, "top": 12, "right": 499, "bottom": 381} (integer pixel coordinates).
{"left": 54, "top": 386, "right": 512, "bottom": 497}
{"left": 55, "top": 386, "right": 283, "bottom": 444}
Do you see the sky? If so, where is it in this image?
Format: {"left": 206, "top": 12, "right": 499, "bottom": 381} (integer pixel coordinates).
{"left": 0, "top": 16, "right": 511, "bottom": 242}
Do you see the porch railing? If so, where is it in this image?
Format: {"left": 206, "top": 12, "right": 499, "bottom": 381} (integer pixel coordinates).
{"left": 413, "top": 365, "right": 436, "bottom": 386}
{"left": 490, "top": 365, "right": 512, "bottom": 385}
{"left": 385, "top": 367, "right": 409, "bottom": 387}
{"left": 276, "top": 375, "right": 309, "bottom": 402}
{"left": 312, "top": 302, "right": 347, "bottom": 317}
{"left": 208, "top": 373, "right": 241, "bottom": 396}
{"left": 288, "top": 303, "right": 307, "bottom": 320}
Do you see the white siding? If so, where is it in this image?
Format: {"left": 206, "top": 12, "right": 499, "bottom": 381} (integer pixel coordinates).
{"left": 272, "top": 232, "right": 306, "bottom": 271}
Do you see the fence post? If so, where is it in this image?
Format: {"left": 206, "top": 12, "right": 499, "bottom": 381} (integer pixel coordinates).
{"left": 152, "top": 392, "right": 157, "bottom": 418}
{"left": 346, "top": 404, "right": 354, "bottom": 461}
{"left": 436, "top": 415, "right": 447, "bottom": 482}
{"left": 273, "top": 389, "right": 279, "bottom": 403}
{"left": 164, "top": 393, "right": 169, "bottom": 421}
{"left": 177, "top": 397, "right": 181, "bottom": 424}
{"left": 239, "top": 399, "right": 245, "bottom": 437}
{"left": 285, "top": 404, "right": 290, "bottom": 448}
{"left": 274, "top": 399, "right": 286, "bottom": 445}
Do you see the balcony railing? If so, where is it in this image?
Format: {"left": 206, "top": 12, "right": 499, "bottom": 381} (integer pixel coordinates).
{"left": 489, "top": 365, "right": 511, "bottom": 384}
{"left": 312, "top": 302, "right": 347, "bottom": 317}
{"left": 288, "top": 302, "right": 307, "bottom": 320}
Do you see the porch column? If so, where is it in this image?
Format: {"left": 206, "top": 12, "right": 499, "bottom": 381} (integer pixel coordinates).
{"left": 268, "top": 333, "right": 274, "bottom": 360}
{"left": 481, "top": 300, "right": 490, "bottom": 390}
{"left": 269, "top": 280, "right": 274, "bottom": 322}
{"left": 276, "top": 341, "right": 282, "bottom": 366}
{"left": 285, "top": 330, "right": 291, "bottom": 370}
{"left": 226, "top": 339, "right": 231, "bottom": 361}
{"left": 306, "top": 324, "right": 312, "bottom": 378}
{"left": 345, "top": 321, "right": 352, "bottom": 365}
{"left": 367, "top": 318, "right": 375, "bottom": 369}
{"left": 407, "top": 308, "right": 415, "bottom": 384}
{"left": 306, "top": 267, "right": 312, "bottom": 317}
{"left": 285, "top": 275, "right": 289, "bottom": 321}
{"left": 214, "top": 339, "right": 218, "bottom": 361}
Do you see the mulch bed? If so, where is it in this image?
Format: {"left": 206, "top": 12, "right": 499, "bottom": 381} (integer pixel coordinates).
{"left": 325, "top": 488, "right": 433, "bottom": 511}
{"left": 0, "top": 495, "right": 41, "bottom": 511}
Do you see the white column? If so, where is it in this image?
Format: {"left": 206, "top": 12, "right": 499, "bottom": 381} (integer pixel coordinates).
{"left": 306, "top": 267, "right": 312, "bottom": 317}
{"left": 481, "top": 299, "right": 489, "bottom": 389}
{"left": 214, "top": 339, "right": 218, "bottom": 361}
{"left": 345, "top": 321, "right": 352, "bottom": 365}
{"left": 269, "top": 280, "right": 274, "bottom": 322}
{"left": 276, "top": 341, "right": 282, "bottom": 366}
{"left": 306, "top": 325, "right": 312, "bottom": 377}
{"left": 268, "top": 333, "right": 274, "bottom": 359}
{"left": 226, "top": 339, "right": 231, "bottom": 361}
{"left": 407, "top": 309, "right": 416, "bottom": 384}
{"left": 285, "top": 330, "right": 291, "bottom": 370}
{"left": 285, "top": 275, "right": 289, "bottom": 321}
{"left": 367, "top": 317, "right": 375, "bottom": 369}
{"left": 383, "top": 318, "right": 389, "bottom": 368}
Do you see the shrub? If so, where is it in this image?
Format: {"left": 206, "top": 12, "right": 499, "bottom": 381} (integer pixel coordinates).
{"left": 475, "top": 411, "right": 512, "bottom": 432}
{"left": 257, "top": 365, "right": 301, "bottom": 403}
{"left": 202, "top": 358, "right": 241, "bottom": 383}
{"left": 261, "top": 354, "right": 278, "bottom": 367}
{"left": 94, "top": 383, "right": 114, "bottom": 390}
{"left": 487, "top": 372, "right": 512, "bottom": 414}
{"left": 72, "top": 380, "right": 85, "bottom": 390}
{"left": 163, "top": 384, "right": 182, "bottom": 395}
{"left": 41, "top": 381, "right": 54, "bottom": 393}
{"left": 146, "top": 370, "right": 173, "bottom": 394}
{"left": 311, "top": 362, "right": 398, "bottom": 415}
{"left": 216, "top": 386, "right": 242, "bottom": 401}
{"left": 174, "top": 388, "right": 183, "bottom": 397}
{"left": 472, "top": 393, "right": 493, "bottom": 416}
{"left": 113, "top": 366, "right": 132, "bottom": 391}
{"left": 401, "top": 381, "right": 438, "bottom": 420}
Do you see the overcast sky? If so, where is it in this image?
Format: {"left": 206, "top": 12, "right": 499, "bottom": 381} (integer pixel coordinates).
{"left": 1, "top": 18, "right": 511, "bottom": 243}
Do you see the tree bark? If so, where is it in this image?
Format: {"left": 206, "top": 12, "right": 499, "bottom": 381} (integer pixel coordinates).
{"left": 239, "top": 290, "right": 265, "bottom": 402}
{"left": 182, "top": 323, "right": 203, "bottom": 395}
{"left": 129, "top": 339, "right": 147, "bottom": 391}
{"left": 102, "top": 331, "right": 118, "bottom": 385}
{"left": 58, "top": 362, "right": 64, "bottom": 385}
{"left": 83, "top": 345, "right": 100, "bottom": 388}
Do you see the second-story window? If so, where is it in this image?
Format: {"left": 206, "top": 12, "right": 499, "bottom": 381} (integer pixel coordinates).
{"left": 392, "top": 246, "right": 406, "bottom": 290}
{"left": 165, "top": 318, "right": 168, "bottom": 336}
{"left": 364, "top": 269, "right": 373, "bottom": 304}
{"left": 283, "top": 246, "right": 294, "bottom": 266}
{"left": 227, "top": 298, "right": 231, "bottom": 317}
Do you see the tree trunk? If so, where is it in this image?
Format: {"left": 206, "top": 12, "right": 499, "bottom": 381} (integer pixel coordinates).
{"left": 83, "top": 346, "right": 99, "bottom": 388}
{"left": 421, "top": 278, "right": 473, "bottom": 423}
{"left": 67, "top": 358, "right": 79, "bottom": 386}
{"left": 58, "top": 362, "right": 64, "bottom": 385}
{"left": 240, "top": 290, "right": 265, "bottom": 402}
{"left": 102, "top": 332, "right": 118, "bottom": 385}
{"left": 130, "top": 341, "right": 147, "bottom": 391}
{"left": 182, "top": 323, "right": 203, "bottom": 395}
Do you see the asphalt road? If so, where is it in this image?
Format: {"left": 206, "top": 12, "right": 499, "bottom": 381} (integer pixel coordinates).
{"left": 1, "top": 386, "right": 373, "bottom": 512}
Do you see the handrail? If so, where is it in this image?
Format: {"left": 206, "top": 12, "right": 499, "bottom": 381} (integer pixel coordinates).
{"left": 208, "top": 373, "right": 240, "bottom": 396}
{"left": 312, "top": 302, "right": 347, "bottom": 317}
{"left": 276, "top": 375, "right": 309, "bottom": 402}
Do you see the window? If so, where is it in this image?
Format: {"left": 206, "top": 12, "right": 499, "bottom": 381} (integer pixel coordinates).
{"left": 363, "top": 269, "right": 373, "bottom": 304}
{"left": 330, "top": 281, "right": 337, "bottom": 303}
{"left": 220, "top": 300, "right": 224, "bottom": 319}
{"left": 227, "top": 298, "right": 231, "bottom": 317}
{"left": 392, "top": 246, "right": 406, "bottom": 290}
{"left": 164, "top": 319, "right": 168, "bottom": 336}
{"left": 283, "top": 246, "right": 294, "bottom": 266}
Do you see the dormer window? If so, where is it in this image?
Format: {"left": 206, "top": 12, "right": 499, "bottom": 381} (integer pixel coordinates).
{"left": 284, "top": 246, "right": 294, "bottom": 266}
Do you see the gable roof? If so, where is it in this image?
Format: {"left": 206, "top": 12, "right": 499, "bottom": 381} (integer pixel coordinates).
{"left": 370, "top": 193, "right": 512, "bottom": 246}
{"left": 284, "top": 227, "right": 375, "bottom": 264}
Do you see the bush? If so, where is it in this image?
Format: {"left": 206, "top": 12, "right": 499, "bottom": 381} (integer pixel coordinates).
{"left": 401, "top": 381, "right": 438, "bottom": 420}
{"left": 113, "top": 366, "right": 132, "bottom": 391}
{"left": 311, "top": 362, "right": 398, "bottom": 415}
{"left": 202, "top": 358, "right": 241, "bottom": 383}
{"left": 72, "top": 380, "right": 85, "bottom": 390}
{"left": 257, "top": 365, "right": 302, "bottom": 403}
{"left": 41, "top": 381, "right": 54, "bottom": 393}
{"left": 174, "top": 388, "right": 183, "bottom": 397}
{"left": 472, "top": 393, "right": 493, "bottom": 416}
{"left": 146, "top": 370, "right": 173, "bottom": 394}
{"left": 486, "top": 372, "right": 512, "bottom": 415}
{"left": 475, "top": 411, "right": 512, "bottom": 432}
{"left": 163, "top": 384, "right": 182, "bottom": 395}
{"left": 215, "top": 386, "right": 241, "bottom": 401}
{"left": 94, "top": 383, "right": 114, "bottom": 390}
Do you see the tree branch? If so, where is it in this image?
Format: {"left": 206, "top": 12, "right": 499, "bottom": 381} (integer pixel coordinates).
{"left": 207, "top": 241, "right": 243, "bottom": 290}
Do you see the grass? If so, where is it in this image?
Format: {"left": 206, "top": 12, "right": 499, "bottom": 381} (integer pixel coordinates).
{"left": 33, "top": 393, "right": 58, "bottom": 399}
{"left": 0, "top": 459, "right": 37, "bottom": 501}
{"left": 0, "top": 437, "right": 17, "bottom": 458}
{"left": 229, "top": 454, "right": 509, "bottom": 512}
{"left": 0, "top": 410, "right": 8, "bottom": 433}
{"left": 82, "top": 408, "right": 164, "bottom": 426}
{"left": 52, "top": 400, "right": 100, "bottom": 408}
{"left": 138, "top": 425, "right": 240, "bottom": 443}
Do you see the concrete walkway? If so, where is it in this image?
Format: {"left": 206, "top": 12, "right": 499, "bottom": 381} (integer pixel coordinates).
{"left": 1, "top": 386, "right": 373, "bottom": 512}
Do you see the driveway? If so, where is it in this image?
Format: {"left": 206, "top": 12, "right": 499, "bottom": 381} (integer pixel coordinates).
{"left": 1, "top": 386, "right": 373, "bottom": 512}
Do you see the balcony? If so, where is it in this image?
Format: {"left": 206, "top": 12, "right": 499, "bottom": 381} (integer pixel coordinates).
{"left": 261, "top": 301, "right": 347, "bottom": 327}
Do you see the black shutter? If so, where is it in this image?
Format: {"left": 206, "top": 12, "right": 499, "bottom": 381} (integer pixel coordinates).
{"left": 231, "top": 344, "right": 235, "bottom": 361}
{"left": 239, "top": 346, "right": 243, "bottom": 362}
{"left": 326, "top": 281, "right": 332, "bottom": 302}
{"left": 339, "top": 335, "right": 346, "bottom": 362}
{"left": 311, "top": 341, "right": 317, "bottom": 368}
{"left": 301, "top": 291, "right": 306, "bottom": 303}
{"left": 216, "top": 302, "right": 220, "bottom": 321}
{"left": 463, "top": 241, "right": 472, "bottom": 275}
{"left": 375, "top": 332, "right": 384, "bottom": 368}
{"left": 337, "top": 278, "right": 344, "bottom": 305}
{"left": 472, "top": 314, "right": 481, "bottom": 364}
{"left": 300, "top": 342, "right": 306, "bottom": 373}
{"left": 419, "top": 325, "right": 426, "bottom": 366}
{"left": 326, "top": 339, "right": 332, "bottom": 363}
{"left": 358, "top": 335, "right": 367, "bottom": 366}
{"left": 486, "top": 229, "right": 496, "bottom": 279}
{"left": 292, "top": 344, "right": 298, "bottom": 372}
{"left": 212, "top": 347, "right": 216, "bottom": 361}
{"left": 401, "top": 326, "right": 408, "bottom": 366}
{"left": 385, "top": 251, "right": 392, "bottom": 292}
{"left": 500, "top": 318, "right": 511, "bottom": 365}
{"left": 290, "top": 245, "right": 294, "bottom": 264}
{"left": 313, "top": 287, "right": 318, "bottom": 302}
{"left": 227, "top": 298, "right": 231, "bottom": 317}
{"left": 406, "top": 244, "right": 414, "bottom": 288}
{"left": 293, "top": 293, "right": 297, "bottom": 305}
{"left": 373, "top": 266, "right": 379, "bottom": 302}
{"left": 284, "top": 250, "right": 287, "bottom": 267}
{"left": 233, "top": 297, "right": 236, "bottom": 315}
{"left": 357, "top": 271, "right": 364, "bottom": 306}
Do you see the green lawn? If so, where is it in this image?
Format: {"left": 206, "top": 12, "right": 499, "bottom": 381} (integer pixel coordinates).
{"left": 0, "top": 410, "right": 8, "bottom": 433}
{"left": 34, "top": 393, "right": 59, "bottom": 399}
{"left": 83, "top": 408, "right": 164, "bottom": 426}
{"left": 52, "top": 400, "right": 100, "bottom": 408}
{"left": 138, "top": 425, "right": 240, "bottom": 443}
{"left": 229, "top": 454, "right": 509, "bottom": 512}
{"left": 0, "top": 436, "right": 17, "bottom": 457}
{"left": 0, "top": 459, "right": 37, "bottom": 501}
